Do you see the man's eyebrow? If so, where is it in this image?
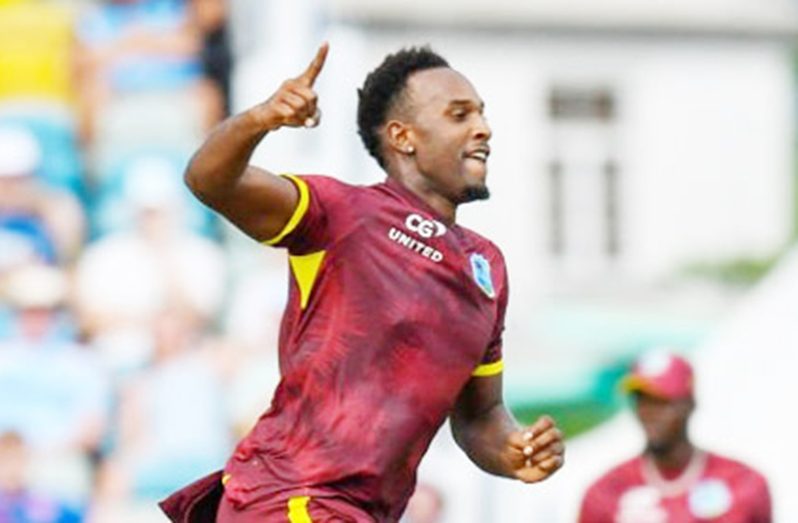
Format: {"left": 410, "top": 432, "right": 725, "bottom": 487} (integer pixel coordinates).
{"left": 448, "top": 99, "right": 485, "bottom": 110}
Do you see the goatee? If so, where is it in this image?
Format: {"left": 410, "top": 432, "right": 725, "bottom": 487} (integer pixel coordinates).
{"left": 459, "top": 185, "right": 490, "bottom": 203}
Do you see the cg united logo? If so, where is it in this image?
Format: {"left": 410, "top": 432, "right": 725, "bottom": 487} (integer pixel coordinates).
{"left": 404, "top": 213, "right": 446, "bottom": 238}
{"left": 386, "top": 213, "right": 447, "bottom": 263}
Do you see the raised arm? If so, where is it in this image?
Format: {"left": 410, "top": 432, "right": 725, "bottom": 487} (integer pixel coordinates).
{"left": 184, "top": 43, "right": 329, "bottom": 241}
{"left": 450, "top": 373, "right": 565, "bottom": 483}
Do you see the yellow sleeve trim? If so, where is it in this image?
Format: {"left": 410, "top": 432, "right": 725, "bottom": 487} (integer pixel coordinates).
{"left": 472, "top": 359, "right": 504, "bottom": 377}
{"left": 264, "top": 174, "right": 310, "bottom": 246}
{"left": 287, "top": 495, "right": 313, "bottom": 523}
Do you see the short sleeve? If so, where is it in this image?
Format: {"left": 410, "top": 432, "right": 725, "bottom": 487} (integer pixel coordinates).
{"left": 263, "top": 175, "right": 354, "bottom": 255}
{"left": 471, "top": 250, "right": 508, "bottom": 378}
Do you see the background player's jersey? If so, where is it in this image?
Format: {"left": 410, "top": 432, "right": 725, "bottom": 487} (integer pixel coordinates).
{"left": 579, "top": 451, "right": 771, "bottom": 523}
{"left": 222, "top": 175, "right": 509, "bottom": 522}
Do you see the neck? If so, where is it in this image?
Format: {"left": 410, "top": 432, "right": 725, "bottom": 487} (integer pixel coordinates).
{"left": 641, "top": 444, "right": 705, "bottom": 497}
{"left": 647, "top": 438, "right": 695, "bottom": 471}
{"left": 387, "top": 164, "right": 457, "bottom": 224}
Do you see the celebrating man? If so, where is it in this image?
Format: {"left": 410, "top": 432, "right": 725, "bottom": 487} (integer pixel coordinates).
{"left": 161, "top": 43, "right": 565, "bottom": 522}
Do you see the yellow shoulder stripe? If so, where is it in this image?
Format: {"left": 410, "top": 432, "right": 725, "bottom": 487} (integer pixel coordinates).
{"left": 264, "top": 174, "right": 310, "bottom": 246}
{"left": 289, "top": 251, "right": 326, "bottom": 309}
{"left": 287, "top": 495, "right": 313, "bottom": 523}
{"left": 472, "top": 359, "right": 504, "bottom": 377}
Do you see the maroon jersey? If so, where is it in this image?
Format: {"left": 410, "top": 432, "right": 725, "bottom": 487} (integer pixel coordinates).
{"left": 579, "top": 451, "right": 771, "bottom": 523}
{"left": 222, "top": 175, "right": 508, "bottom": 521}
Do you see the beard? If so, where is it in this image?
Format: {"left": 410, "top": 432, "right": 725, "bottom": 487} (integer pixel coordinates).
{"left": 458, "top": 183, "right": 490, "bottom": 203}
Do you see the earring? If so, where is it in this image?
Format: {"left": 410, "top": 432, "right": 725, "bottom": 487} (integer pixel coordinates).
{"left": 406, "top": 146, "right": 415, "bottom": 154}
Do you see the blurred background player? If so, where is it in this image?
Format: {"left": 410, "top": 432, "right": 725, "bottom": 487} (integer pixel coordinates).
{"left": 578, "top": 349, "right": 771, "bottom": 522}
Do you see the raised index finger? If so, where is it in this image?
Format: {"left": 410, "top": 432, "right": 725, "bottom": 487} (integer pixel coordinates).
{"left": 298, "top": 42, "right": 329, "bottom": 87}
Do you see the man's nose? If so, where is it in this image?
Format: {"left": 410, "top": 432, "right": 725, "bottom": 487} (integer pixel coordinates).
{"left": 473, "top": 115, "right": 491, "bottom": 141}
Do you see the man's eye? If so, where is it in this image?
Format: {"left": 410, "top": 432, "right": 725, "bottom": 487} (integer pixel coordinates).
{"left": 451, "top": 111, "right": 467, "bottom": 120}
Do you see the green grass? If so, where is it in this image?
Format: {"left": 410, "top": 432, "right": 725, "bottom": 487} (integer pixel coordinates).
{"left": 512, "top": 398, "right": 620, "bottom": 439}
{"left": 509, "top": 362, "right": 629, "bottom": 439}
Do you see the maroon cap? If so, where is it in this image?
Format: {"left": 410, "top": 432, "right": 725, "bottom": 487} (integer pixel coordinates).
{"left": 621, "top": 350, "right": 694, "bottom": 400}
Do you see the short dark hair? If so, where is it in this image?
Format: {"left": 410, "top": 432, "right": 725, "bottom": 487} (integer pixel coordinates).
{"left": 357, "top": 47, "right": 449, "bottom": 168}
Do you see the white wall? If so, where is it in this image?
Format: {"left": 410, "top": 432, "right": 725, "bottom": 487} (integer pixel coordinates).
{"left": 622, "top": 41, "right": 794, "bottom": 279}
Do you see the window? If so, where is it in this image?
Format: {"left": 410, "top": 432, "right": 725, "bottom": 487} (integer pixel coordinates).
{"left": 547, "top": 86, "right": 620, "bottom": 276}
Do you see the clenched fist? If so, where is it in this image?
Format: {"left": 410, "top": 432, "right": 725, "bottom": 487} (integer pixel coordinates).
{"left": 506, "top": 415, "right": 566, "bottom": 483}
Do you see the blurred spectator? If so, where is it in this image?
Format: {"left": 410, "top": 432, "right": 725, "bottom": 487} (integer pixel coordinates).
{"left": 74, "top": 164, "right": 226, "bottom": 375}
{"left": 93, "top": 306, "right": 231, "bottom": 513}
{"left": 75, "top": 0, "right": 223, "bottom": 146}
{"left": 578, "top": 350, "right": 771, "bottom": 523}
{"left": 0, "top": 432, "right": 82, "bottom": 523}
{"left": 402, "top": 483, "right": 445, "bottom": 523}
{"left": 0, "top": 263, "right": 74, "bottom": 346}
{"left": 0, "top": 107, "right": 86, "bottom": 200}
{"left": 91, "top": 153, "right": 215, "bottom": 238}
{"left": 2, "top": 2, "right": 230, "bottom": 514}
{"left": 0, "top": 126, "right": 86, "bottom": 267}
{"left": 0, "top": 264, "right": 110, "bottom": 507}
{"left": 189, "top": 0, "right": 232, "bottom": 122}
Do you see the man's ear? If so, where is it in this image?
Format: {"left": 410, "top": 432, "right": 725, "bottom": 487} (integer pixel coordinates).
{"left": 385, "top": 120, "right": 416, "bottom": 156}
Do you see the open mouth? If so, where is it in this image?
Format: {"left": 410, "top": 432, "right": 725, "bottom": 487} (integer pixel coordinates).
{"left": 463, "top": 147, "right": 490, "bottom": 163}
